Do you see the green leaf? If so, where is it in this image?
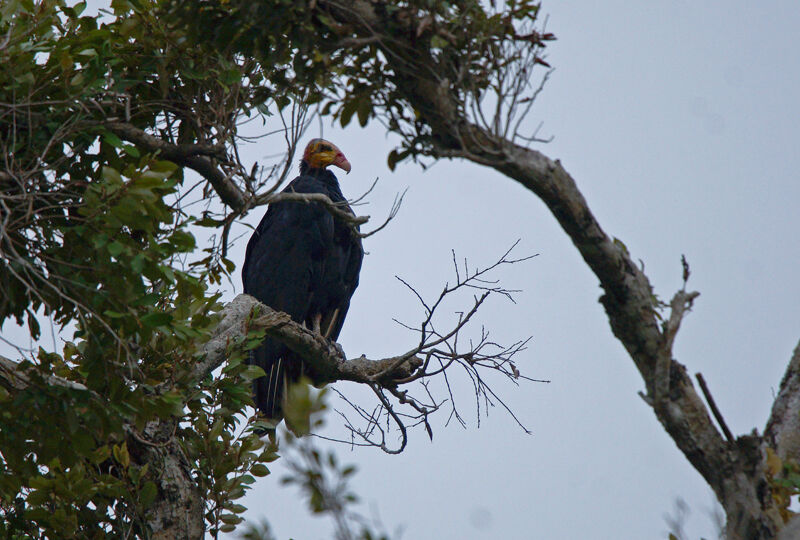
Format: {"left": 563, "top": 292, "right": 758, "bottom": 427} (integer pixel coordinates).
{"left": 387, "top": 148, "right": 410, "bottom": 171}
{"left": 220, "top": 513, "right": 243, "bottom": 525}
{"left": 226, "top": 503, "right": 247, "bottom": 514}
{"left": 140, "top": 481, "right": 158, "bottom": 508}
{"left": 195, "top": 217, "right": 225, "bottom": 227}
{"left": 113, "top": 442, "right": 130, "bottom": 468}
{"left": 27, "top": 311, "right": 41, "bottom": 339}
{"left": 241, "top": 365, "right": 265, "bottom": 380}
{"left": 339, "top": 98, "right": 359, "bottom": 128}
{"left": 357, "top": 97, "right": 371, "bottom": 127}
{"left": 259, "top": 449, "right": 280, "bottom": 463}
{"left": 431, "top": 35, "right": 448, "bottom": 48}
{"left": 102, "top": 166, "right": 123, "bottom": 184}
{"left": 209, "top": 419, "right": 224, "bottom": 440}
{"left": 251, "top": 464, "right": 270, "bottom": 477}
{"left": 14, "top": 72, "right": 35, "bottom": 86}
{"left": 123, "top": 144, "right": 140, "bottom": 157}
{"left": 140, "top": 311, "right": 173, "bottom": 328}
{"left": 103, "top": 132, "right": 124, "bottom": 148}
{"left": 107, "top": 241, "right": 125, "bottom": 257}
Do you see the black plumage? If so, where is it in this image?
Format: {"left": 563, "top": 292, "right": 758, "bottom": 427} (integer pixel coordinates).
{"left": 242, "top": 139, "right": 363, "bottom": 428}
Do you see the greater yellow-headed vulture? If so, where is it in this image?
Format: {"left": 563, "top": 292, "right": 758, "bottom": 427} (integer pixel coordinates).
{"left": 242, "top": 139, "right": 363, "bottom": 431}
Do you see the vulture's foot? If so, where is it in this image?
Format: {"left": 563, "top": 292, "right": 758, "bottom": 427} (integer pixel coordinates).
{"left": 330, "top": 340, "right": 346, "bottom": 359}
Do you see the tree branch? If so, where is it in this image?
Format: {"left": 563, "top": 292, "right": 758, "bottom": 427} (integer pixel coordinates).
{"left": 765, "top": 340, "right": 800, "bottom": 461}
{"left": 105, "top": 121, "right": 247, "bottom": 212}
{"left": 198, "top": 294, "right": 422, "bottom": 386}
{"left": 260, "top": 192, "right": 369, "bottom": 230}
{"left": 316, "top": 2, "right": 785, "bottom": 536}
{"left": 0, "top": 354, "right": 89, "bottom": 392}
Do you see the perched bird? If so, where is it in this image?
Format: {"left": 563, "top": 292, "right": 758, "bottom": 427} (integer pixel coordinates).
{"left": 242, "top": 138, "right": 363, "bottom": 431}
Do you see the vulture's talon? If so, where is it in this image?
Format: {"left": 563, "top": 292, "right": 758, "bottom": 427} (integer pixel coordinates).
{"left": 331, "top": 341, "right": 346, "bottom": 359}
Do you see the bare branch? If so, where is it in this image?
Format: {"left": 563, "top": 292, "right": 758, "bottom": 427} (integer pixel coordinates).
{"left": 695, "top": 372, "right": 735, "bottom": 443}
{"left": 259, "top": 191, "right": 369, "bottom": 229}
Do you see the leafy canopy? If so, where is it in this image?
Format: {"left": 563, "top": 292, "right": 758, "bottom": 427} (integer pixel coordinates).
{"left": 0, "top": 0, "right": 547, "bottom": 537}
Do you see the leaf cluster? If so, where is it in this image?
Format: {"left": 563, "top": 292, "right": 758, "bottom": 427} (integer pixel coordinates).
{"left": 0, "top": 0, "right": 547, "bottom": 536}
{"left": 0, "top": 2, "right": 292, "bottom": 535}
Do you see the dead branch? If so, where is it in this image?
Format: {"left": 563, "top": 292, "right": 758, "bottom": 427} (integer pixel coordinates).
{"left": 695, "top": 372, "right": 735, "bottom": 443}
{"left": 324, "top": 244, "right": 537, "bottom": 452}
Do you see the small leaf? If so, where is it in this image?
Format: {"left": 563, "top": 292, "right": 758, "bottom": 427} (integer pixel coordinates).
{"left": 113, "top": 442, "right": 130, "bottom": 468}
{"left": 27, "top": 311, "right": 41, "bottom": 339}
{"left": 357, "top": 97, "right": 371, "bottom": 127}
{"left": 140, "top": 481, "right": 158, "bottom": 508}
{"left": 209, "top": 418, "right": 224, "bottom": 439}
{"left": 107, "top": 241, "right": 125, "bottom": 256}
{"left": 220, "top": 513, "right": 243, "bottom": 525}
{"left": 226, "top": 503, "right": 247, "bottom": 514}
{"left": 430, "top": 35, "right": 448, "bottom": 49}
{"left": 91, "top": 445, "right": 111, "bottom": 464}
{"left": 251, "top": 464, "right": 270, "bottom": 477}
{"left": 103, "top": 131, "right": 124, "bottom": 148}
{"left": 339, "top": 98, "right": 359, "bottom": 127}
{"left": 123, "top": 144, "right": 140, "bottom": 157}
{"left": 140, "top": 311, "right": 172, "bottom": 328}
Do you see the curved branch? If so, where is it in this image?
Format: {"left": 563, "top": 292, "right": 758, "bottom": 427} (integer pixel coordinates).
{"left": 198, "top": 294, "right": 422, "bottom": 386}
{"left": 316, "top": 2, "right": 784, "bottom": 537}
{"left": 105, "top": 121, "right": 247, "bottom": 211}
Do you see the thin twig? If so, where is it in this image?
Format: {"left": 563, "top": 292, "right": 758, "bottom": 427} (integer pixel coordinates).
{"left": 695, "top": 372, "right": 735, "bottom": 443}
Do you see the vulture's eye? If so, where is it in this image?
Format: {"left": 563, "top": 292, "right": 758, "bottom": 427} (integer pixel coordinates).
{"left": 320, "top": 144, "right": 332, "bottom": 152}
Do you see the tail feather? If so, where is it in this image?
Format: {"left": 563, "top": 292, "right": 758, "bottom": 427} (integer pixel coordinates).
{"left": 249, "top": 345, "right": 287, "bottom": 430}
{"left": 263, "top": 357, "right": 286, "bottom": 419}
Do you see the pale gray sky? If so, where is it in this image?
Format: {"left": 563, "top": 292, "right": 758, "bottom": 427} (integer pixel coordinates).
{"left": 230, "top": 2, "right": 800, "bottom": 539}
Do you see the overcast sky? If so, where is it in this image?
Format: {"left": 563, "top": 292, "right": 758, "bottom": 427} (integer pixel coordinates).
{"left": 4, "top": 1, "right": 799, "bottom": 539}
{"left": 225, "top": 2, "right": 800, "bottom": 539}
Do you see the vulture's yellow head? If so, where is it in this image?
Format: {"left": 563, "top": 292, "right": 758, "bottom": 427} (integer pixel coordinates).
{"left": 302, "top": 138, "right": 351, "bottom": 173}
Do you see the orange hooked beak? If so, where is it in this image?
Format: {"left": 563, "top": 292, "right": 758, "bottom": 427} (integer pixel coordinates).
{"left": 332, "top": 151, "right": 351, "bottom": 174}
